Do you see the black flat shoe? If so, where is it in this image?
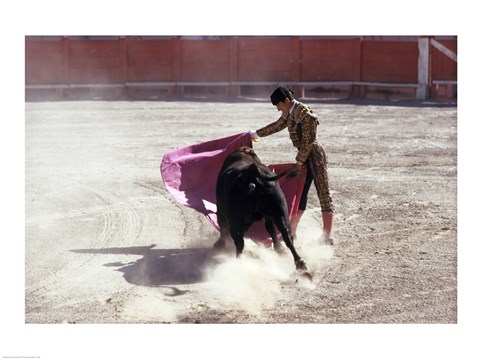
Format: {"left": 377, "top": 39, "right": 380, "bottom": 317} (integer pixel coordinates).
{"left": 321, "top": 237, "right": 334, "bottom": 246}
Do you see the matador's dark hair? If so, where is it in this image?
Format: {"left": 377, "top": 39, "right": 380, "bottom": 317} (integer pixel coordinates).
{"left": 270, "top": 86, "right": 295, "bottom": 105}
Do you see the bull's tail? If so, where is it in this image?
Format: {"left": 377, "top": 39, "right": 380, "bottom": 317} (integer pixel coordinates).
{"left": 252, "top": 165, "right": 301, "bottom": 182}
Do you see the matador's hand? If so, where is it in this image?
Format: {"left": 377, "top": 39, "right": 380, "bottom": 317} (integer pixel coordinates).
{"left": 249, "top": 130, "right": 259, "bottom": 142}
{"left": 295, "top": 162, "right": 306, "bottom": 170}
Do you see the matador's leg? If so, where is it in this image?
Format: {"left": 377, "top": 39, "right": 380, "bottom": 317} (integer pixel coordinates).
{"left": 307, "top": 144, "right": 335, "bottom": 245}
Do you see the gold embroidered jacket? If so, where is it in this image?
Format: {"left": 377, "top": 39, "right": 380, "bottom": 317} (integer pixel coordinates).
{"left": 256, "top": 101, "right": 320, "bottom": 164}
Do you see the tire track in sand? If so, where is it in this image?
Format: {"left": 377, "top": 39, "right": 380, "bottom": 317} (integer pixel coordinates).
{"left": 26, "top": 185, "right": 144, "bottom": 301}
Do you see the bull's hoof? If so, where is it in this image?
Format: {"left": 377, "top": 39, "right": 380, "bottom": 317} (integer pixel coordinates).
{"left": 295, "top": 270, "right": 315, "bottom": 282}
{"left": 273, "top": 241, "right": 285, "bottom": 254}
{"left": 213, "top": 239, "right": 226, "bottom": 250}
{"left": 295, "top": 271, "right": 315, "bottom": 284}
{"left": 295, "top": 261, "right": 314, "bottom": 281}
{"left": 295, "top": 259, "right": 308, "bottom": 272}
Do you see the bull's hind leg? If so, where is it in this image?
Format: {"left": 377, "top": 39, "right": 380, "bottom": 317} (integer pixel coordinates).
{"left": 274, "top": 216, "right": 308, "bottom": 271}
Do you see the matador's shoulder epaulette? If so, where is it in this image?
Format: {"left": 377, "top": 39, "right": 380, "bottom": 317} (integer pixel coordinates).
{"left": 292, "top": 103, "right": 318, "bottom": 124}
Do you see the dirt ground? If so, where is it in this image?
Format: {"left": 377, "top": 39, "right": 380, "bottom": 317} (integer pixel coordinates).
{"left": 24, "top": 97, "right": 457, "bottom": 325}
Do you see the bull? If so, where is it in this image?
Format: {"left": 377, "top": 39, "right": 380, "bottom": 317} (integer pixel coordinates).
{"left": 213, "top": 146, "right": 309, "bottom": 273}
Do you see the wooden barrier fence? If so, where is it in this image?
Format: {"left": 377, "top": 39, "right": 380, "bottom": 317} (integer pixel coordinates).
{"left": 25, "top": 36, "right": 457, "bottom": 100}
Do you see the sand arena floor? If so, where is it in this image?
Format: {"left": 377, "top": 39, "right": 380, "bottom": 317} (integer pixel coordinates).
{"left": 25, "top": 98, "right": 457, "bottom": 324}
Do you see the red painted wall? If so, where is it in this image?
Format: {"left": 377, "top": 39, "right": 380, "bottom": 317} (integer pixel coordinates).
{"left": 361, "top": 41, "right": 419, "bottom": 83}
{"left": 25, "top": 39, "right": 64, "bottom": 84}
{"left": 25, "top": 36, "right": 457, "bottom": 98}
{"left": 237, "top": 38, "right": 293, "bottom": 82}
{"left": 68, "top": 40, "right": 124, "bottom": 83}
{"left": 180, "top": 40, "right": 231, "bottom": 82}
{"left": 301, "top": 38, "right": 361, "bottom": 81}
{"left": 127, "top": 39, "right": 174, "bottom": 82}
{"left": 431, "top": 39, "right": 457, "bottom": 81}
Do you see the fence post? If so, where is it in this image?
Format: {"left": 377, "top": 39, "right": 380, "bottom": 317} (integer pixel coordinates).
{"left": 61, "top": 36, "right": 70, "bottom": 98}
{"left": 229, "top": 37, "right": 240, "bottom": 97}
{"left": 417, "top": 37, "right": 429, "bottom": 100}
{"left": 119, "top": 36, "right": 127, "bottom": 97}
{"left": 292, "top": 36, "right": 303, "bottom": 98}
{"left": 172, "top": 37, "right": 182, "bottom": 96}
{"left": 351, "top": 37, "right": 365, "bottom": 98}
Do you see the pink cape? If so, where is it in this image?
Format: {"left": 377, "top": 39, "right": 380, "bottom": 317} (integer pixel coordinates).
{"left": 160, "top": 132, "right": 306, "bottom": 241}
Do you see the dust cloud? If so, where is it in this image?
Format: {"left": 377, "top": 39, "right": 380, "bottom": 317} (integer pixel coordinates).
{"left": 203, "top": 229, "right": 333, "bottom": 315}
{"left": 119, "top": 229, "right": 333, "bottom": 322}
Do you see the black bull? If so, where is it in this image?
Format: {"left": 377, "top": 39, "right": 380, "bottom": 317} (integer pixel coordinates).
{"left": 213, "top": 146, "right": 309, "bottom": 272}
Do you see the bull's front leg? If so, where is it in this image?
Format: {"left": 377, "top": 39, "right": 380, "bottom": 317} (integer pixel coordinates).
{"left": 229, "top": 220, "right": 245, "bottom": 257}
{"left": 231, "top": 232, "right": 245, "bottom": 258}
{"left": 265, "top": 218, "right": 283, "bottom": 254}
{"left": 213, "top": 212, "right": 229, "bottom": 250}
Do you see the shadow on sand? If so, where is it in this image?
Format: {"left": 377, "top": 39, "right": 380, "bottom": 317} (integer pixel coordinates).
{"left": 71, "top": 245, "right": 222, "bottom": 287}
